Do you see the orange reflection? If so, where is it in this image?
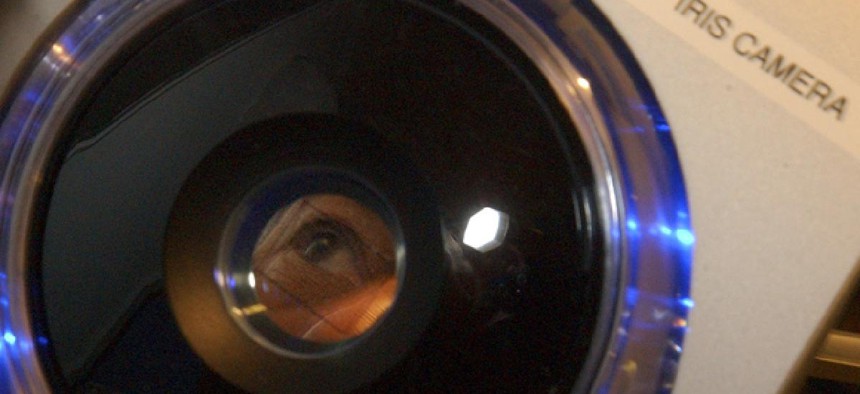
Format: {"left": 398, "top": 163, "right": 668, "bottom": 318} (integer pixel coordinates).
{"left": 251, "top": 194, "right": 397, "bottom": 343}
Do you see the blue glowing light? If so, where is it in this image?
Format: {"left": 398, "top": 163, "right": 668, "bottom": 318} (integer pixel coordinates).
{"left": 679, "top": 297, "right": 695, "bottom": 310}
{"left": 676, "top": 229, "right": 695, "bottom": 246}
{"left": 24, "top": 90, "right": 41, "bottom": 103}
{"left": 626, "top": 219, "right": 639, "bottom": 231}
{"left": 625, "top": 288, "right": 639, "bottom": 306}
{"left": 4, "top": 332, "right": 16, "bottom": 345}
{"left": 58, "top": 35, "right": 78, "bottom": 55}
{"left": 659, "top": 225, "right": 672, "bottom": 236}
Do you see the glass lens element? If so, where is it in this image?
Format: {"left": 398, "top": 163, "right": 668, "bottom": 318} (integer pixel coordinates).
{"left": 251, "top": 194, "right": 397, "bottom": 343}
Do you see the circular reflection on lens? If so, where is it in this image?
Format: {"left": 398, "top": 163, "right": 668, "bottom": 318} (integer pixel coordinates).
{"left": 251, "top": 194, "right": 397, "bottom": 343}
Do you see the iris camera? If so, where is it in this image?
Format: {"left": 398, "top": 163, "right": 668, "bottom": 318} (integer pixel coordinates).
{"left": 1, "top": 0, "right": 857, "bottom": 392}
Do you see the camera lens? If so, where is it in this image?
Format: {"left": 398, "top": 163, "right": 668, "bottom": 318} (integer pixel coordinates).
{"left": 0, "top": 0, "right": 693, "bottom": 392}
{"left": 214, "top": 169, "right": 402, "bottom": 352}
{"left": 248, "top": 194, "right": 398, "bottom": 344}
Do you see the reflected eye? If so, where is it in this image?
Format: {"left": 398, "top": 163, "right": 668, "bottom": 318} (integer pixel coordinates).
{"left": 303, "top": 229, "right": 341, "bottom": 263}
{"left": 291, "top": 220, "right": 362, "bottom": 278}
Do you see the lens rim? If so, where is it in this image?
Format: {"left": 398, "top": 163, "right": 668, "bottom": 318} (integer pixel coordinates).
{"left": 215, "top": 168, "right": 403, "bottom": 356}
{"left": 163, "top": 114, "right": 446, "bottom": 392}
{"left": 464, "top": 2, "right": 694, "bottom": 392}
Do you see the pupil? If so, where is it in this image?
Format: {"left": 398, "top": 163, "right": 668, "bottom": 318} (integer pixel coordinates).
{"left": 304, "top": 232, "right": 339, "bottom": 263}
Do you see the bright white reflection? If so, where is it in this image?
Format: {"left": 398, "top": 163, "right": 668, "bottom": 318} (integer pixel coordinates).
{"left": 463, "top": 207, "right": 509, "bottom": 252}
{"left": 576, "top": 77, "right": 591, "bottom": 90}
{"left": 51, "top": 44, "right": 73, "bottom": 64}
{"left": 247, "top": 272, "right": 256, "bottom": 289}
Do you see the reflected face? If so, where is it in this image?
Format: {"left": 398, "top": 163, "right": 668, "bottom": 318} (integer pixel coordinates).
{"left": 251, "top": 194, "right": 397, "bottom": 343}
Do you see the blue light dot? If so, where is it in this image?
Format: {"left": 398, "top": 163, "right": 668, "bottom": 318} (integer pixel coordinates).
{"left": 659, "top": 226, "right": 672, "bottom": 236}
{"left": 4, "top": 332, "right": 16, "bottom": 345}
{"left": 24, "top": 89, "right": 41, "bottom": 102}
{"left": 676, "top": 229, "right": 695, "bottom": 246}
{"left": 625, "top": 288, "right": 639, "bottom": 306}
{"left": 626, "top": 220, "right": 639, "bottom": 231}
{"left": 679, "top": 297, "right": 695, "bottom": 309}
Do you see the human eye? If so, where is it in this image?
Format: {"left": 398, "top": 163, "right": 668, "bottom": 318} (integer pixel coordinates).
{"left": 290, "top": 219, "right": 362, "bottom": 280}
